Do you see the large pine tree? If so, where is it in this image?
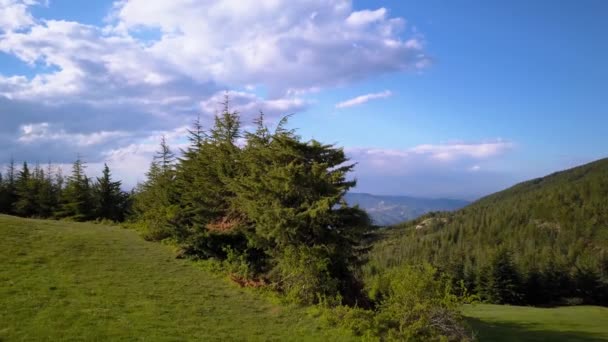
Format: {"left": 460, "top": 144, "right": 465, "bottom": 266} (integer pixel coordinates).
{"left": 93, "top": 164, "right": 127, "bottom": 221}
{"left": 58, "top": 158, "right": 93, "bottom": 221}
{"left": 132, "top": 137, "right": 179, "bottom": 240}
{"left": 13, "top": 162, "right": 36, "bottom": 217}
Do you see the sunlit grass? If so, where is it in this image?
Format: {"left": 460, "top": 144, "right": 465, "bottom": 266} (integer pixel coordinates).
{"left": 464, "top": 304, "right": 608, "bottom": 341}
{"left": 0, "top": 215, "right": 354, "bottom": 341}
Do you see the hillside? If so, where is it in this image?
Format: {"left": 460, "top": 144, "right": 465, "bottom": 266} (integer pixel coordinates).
{"left": 366, "top": 158, "right": 608, "bottom": 306}
{"left": 344, "top": 193, "right": 468, "bottom": 226}
{"left": 0, "top": 215, "right": 353, "bottom": 341}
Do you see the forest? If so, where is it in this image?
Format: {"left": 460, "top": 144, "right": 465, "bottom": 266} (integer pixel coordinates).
{"left": 366, "top": 158, "right": 608, "bottom": 307}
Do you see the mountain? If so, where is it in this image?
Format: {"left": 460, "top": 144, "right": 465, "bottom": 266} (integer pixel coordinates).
{"left": 344, "top": 193, "right": 468, "bottom": 226}
{"left": 366, "top": 158, "right": 608, "bottom": 306}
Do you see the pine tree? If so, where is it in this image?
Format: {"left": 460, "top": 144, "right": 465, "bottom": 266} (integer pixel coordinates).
{"left": 58, "top": 157, "right": 93, "bottom": 221}
{"left": 93, "top": 163, "right": 126, "bottom": 221}
{"left": 229, "top": 113, "right": 370, "bottom": 303}
{"left": 3, "top": 159, "right": 17, "bottom": 214}
{"left": 0, "top": 172, "right": 6, "bottom": 213}
{"left": 486, "top": 249, "right": 522, "bottom": 304}
{"left": 13, "top": 162, "right": 36, "bottom": 217}
{"left": 132, "top": 139, "right": 178, "bottom": 240}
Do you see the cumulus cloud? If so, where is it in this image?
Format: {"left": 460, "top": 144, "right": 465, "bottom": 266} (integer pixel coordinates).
{"left": 0, "top": 0, "right": 39, "bottom": 32}
{"left": 335, "top": 90, "right": 392, "bottom": 108}
{"left": 0, "top": 0, "right": 432, "bottom": 187}
{"left": 18, "top": 122, "right": 129, "bottom": 146}
{"left": 200, "top": 90, "right": 308, "bottom": 123}
{"left": 108, "top": 0, "right": 428, "bottom": 95}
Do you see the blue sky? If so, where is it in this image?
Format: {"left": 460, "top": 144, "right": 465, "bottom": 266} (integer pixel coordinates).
{"left": 1, "top": 0, "right": 606, "bottom": 199}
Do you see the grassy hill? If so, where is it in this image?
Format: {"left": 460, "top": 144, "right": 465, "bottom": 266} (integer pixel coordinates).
{"left": 366, "top": 158, "right": 608, "bottom": 306}
{"left": 464, "top": 304, "right": 608, "bottom": 341}
{"left": 0, "top": 215, "right": 354, "bottom": 341}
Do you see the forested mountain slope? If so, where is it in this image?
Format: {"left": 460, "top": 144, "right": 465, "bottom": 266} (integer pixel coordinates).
{"left": 366, "top": 158, "right": 608, "bottom": 306}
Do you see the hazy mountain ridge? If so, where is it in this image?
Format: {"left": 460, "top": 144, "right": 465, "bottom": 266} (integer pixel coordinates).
{"left": 344, "top": 193, "right": 469, "bottom": 226}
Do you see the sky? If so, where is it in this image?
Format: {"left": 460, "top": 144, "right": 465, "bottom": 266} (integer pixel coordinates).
{"left": 1, "top": 0, "right": 607, "bottom": 200}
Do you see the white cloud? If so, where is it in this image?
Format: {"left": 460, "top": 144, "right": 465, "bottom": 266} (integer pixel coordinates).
{"left": 18, "top": 122, "right": 129, "bottom": 146}
{"left": 346, "top": 8, "right": 387, "bottom": 26}
{"left": 410, "top": 140, "right": 513, "bottom": 161}
{"left": 200, "top": 90, "right": 308, "bottom": 123}
{"left": 108, "top": 0, "right": 427, "bottom": 95}
{"left": 335, "top": 90, "right": 392, "bottom": 108}
{"left": 0, "top": 0, "right": 431, "bottom": 184}
{"left": 347, "top": 140, "right": 513, "bottom": 174}
{"left": 0, "top": 0, "right": 39, "bottom": 32}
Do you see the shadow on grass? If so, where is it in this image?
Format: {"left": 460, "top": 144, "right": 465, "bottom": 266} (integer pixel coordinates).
{"left": 466, "top": 317, "right": 607, "bottom": 342}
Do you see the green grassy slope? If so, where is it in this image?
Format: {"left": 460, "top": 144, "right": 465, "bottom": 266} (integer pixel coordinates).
{"left": 464, "top": 304, "right": 608, "bottom": 341}
{"left": 0, "top": 215, "right": 353, "bottom": 341}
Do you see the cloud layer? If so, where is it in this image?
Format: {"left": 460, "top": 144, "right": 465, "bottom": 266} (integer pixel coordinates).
{"left": 347, "top": 141, "right": 515, "bottom": 198}
{"left": 0, "top": 0, "right": 428, "bottom": 168}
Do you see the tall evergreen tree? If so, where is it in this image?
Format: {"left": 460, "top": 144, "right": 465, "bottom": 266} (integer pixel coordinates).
{"left": 132, "top": 139, "right": 178, "bottom": 240}
{"left": 58, "top": 157, "right": 93, "bottom": 221}
{"left": 93, "top": 164, "right": 126, "bottom": 221}
{"left": 483, "top": 249, "right": 522, "bottom": 304}
{"left": 4, "top": 159, "right": 17, "bottom": 214}
{"left": 13, "top": 162, "right": 36, "bottom": 217}
{"left": 0, "top": 172, "right": 6, "bottom": 213}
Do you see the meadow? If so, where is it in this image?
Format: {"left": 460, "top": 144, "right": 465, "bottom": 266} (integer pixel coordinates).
{"left": 464, "top": 304, "right": 608, "bottom": 341}
{"left": 0, "top": 215, "right": 354, "bottom": 341}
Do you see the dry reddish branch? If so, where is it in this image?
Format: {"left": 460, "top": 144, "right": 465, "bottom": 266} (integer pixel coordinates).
{"left": 229, "top": 274, "right": 268, "bottom": 288}
{"left": 206, "top": 216, "right": 242, "bottom": 233}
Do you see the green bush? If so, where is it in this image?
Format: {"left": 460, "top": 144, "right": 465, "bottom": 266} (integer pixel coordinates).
{"left": 372, "top": 264, "right": 472, "bottom": 341}
{"left": 273, "top": 245, "right": 340, "bottom": 305}
{"left": 324, "top": 263, "right": 472, "bottom": 341}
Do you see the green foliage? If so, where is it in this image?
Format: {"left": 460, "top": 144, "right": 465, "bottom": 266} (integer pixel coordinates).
{"left": 367, "top": 158, "right": 608, "bottom": 306}
{"left": 322, "top": 264, "right": 472, "bottom": 341}
{"left": 56, "top": 158, "right": 93, "bottom": 221}
{"left": 273, "top": 245, "right": 340, "bottom": 305}
{"left": 0, "top": 158, "right": 130, "bottom": 223}
{"left": 93, "top": 164, "right": 129, "bottom": 222}
{"left": 132, "top": 106, "right": 372, "bottom": 306}
{"left": 371, "top": 264, "right": 472, "bottom": 341}
{"left": 132, "top": 136, "right": 179, "bottom": 241}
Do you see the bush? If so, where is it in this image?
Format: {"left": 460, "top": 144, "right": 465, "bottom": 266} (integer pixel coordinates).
{"left": 272, "top": 245, "right": 340, "bottom": 305}
{"left": 324, "top": 264, "right": 472, "bottom": 341}
{"left": 372, "top": 264, "right": 472, "bottom": 341}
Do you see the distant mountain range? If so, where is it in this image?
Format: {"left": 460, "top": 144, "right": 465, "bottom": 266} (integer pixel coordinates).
{"left": 344, "top": 193, "right": 469, "bottom": 226}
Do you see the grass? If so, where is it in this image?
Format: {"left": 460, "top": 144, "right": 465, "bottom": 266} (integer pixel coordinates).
{"left": 0, "top": 215, "right": 354, "bottom": 341}
{"left": 464, "top": 304, "right": 608, "bottom": 341}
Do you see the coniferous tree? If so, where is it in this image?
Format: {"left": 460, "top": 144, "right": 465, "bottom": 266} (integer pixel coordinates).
{"left": 228, "top": 113, "right": 370, "bottom": 303}
{"left": 481, "top": 249, "right": 522, "bottom": 304}
{"left": 3, "top": 159, "right": 17, "bottom": 214}
{"left": 13, "top": 162, "right": 36, "bottom": 217}
{"left": 58, "top": 158, "right": 93, "bottom": 221}
{"left": 35, "top": 162, "right": 60, "bottom": 218}
{"left": 132, "top": 138, "right": 178, "bottom": 240}
{"left": 93, "top": 164, "right": 127, "bottom": 221}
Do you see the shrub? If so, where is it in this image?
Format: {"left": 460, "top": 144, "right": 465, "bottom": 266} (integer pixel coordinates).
{"left": 371, "top": 264, "right": 472, "bottom": 341}
{"left": 272, "top": 245, "right": 340, "bottom": 305}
